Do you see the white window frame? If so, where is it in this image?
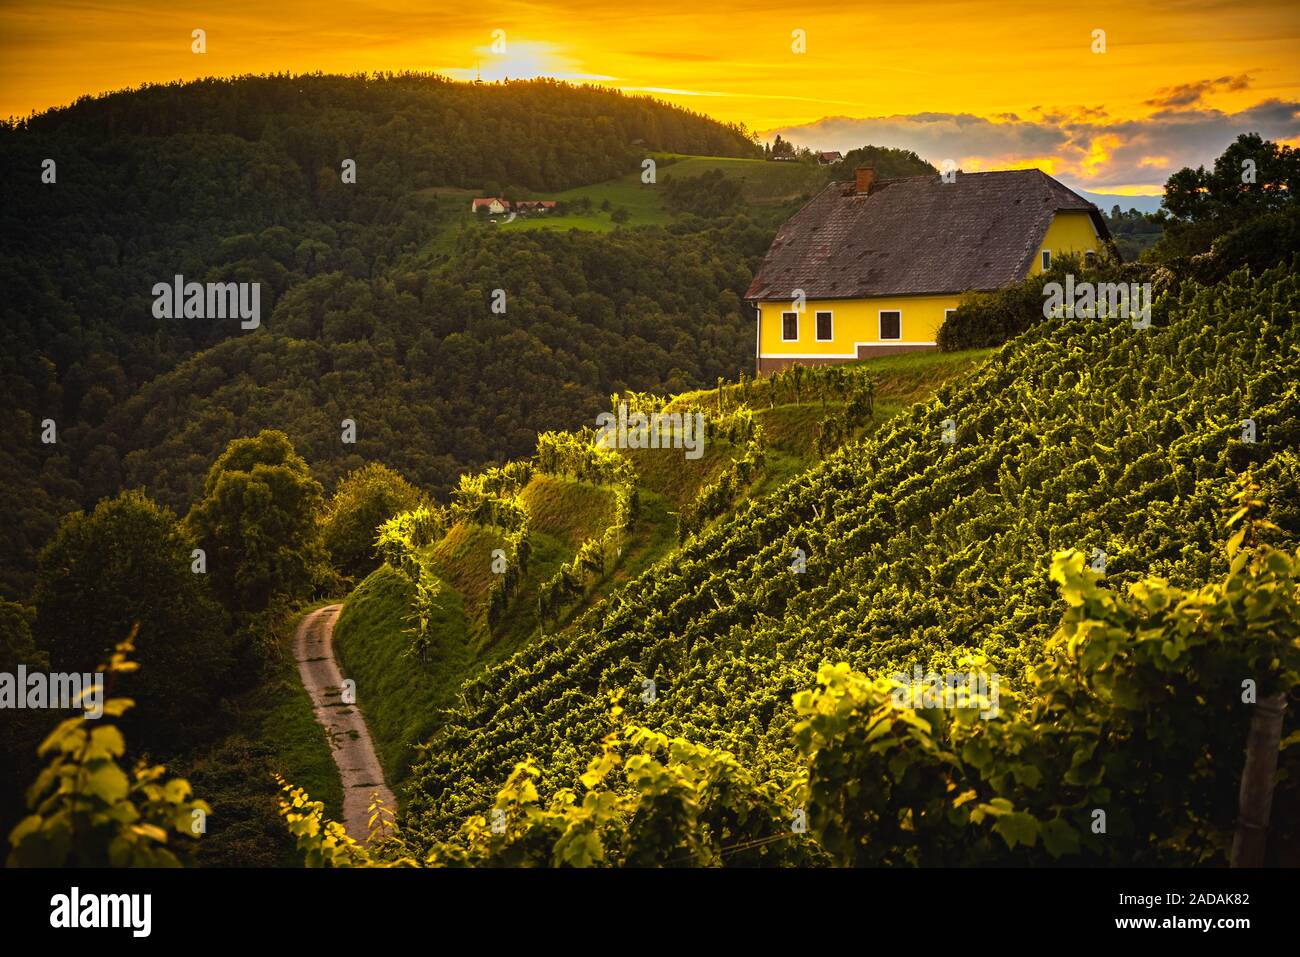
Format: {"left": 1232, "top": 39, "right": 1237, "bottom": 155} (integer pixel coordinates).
{"left": 1084, "top": 249, "right": 1096, "bottom": 267}
{"left": 878, "top": 309, "right": 902, "bottom": 341}
{"left": 781, "top": 311, "right": 799, "bottom": 342}
{"left": 815, "top": 310, "right": 834, "bottom": 342}
{"left": 1041, "top": 250, "right": 1051, "bottom": 271}
{"left": 944, "top": 308, "right": 957, "bottom": 322}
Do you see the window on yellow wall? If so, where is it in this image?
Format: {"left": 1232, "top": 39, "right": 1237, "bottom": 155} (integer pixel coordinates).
{"left": 1041, "top": 250, "right": 1051, "bottom": 271}
{"left": 880, "top": 311, "right": 901, "bottom": 340}
{"left": 782, "top": 312, "right": 799, "bottom": 341}
{"left": 1085, "top": 250, "right": 1096, "bottom": 268}
{"left": 815, "top": 311, "right": 832, "bottom": 341}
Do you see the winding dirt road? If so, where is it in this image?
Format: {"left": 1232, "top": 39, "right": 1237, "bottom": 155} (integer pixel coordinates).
{"left": 293, "top": 604, "right": 396, "bottom": 843}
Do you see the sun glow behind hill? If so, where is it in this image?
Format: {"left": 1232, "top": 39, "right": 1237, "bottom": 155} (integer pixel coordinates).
{"left": 438, "top": 39, "right": 614, "bottom": 84}
{"left": 2, "top": 1, "right": 1298, "bottom": 193}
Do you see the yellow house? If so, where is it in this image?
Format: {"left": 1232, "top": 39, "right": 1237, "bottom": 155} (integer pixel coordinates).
{"left": 745, "top": 167, "right": 1113, "bottom": 373}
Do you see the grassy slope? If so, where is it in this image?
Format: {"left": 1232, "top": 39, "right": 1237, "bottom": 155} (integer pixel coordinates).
{"left": 492, "top": 154, "right": 825, "bottom": 233}
{"left": 428, "top": 522, "right": 507, "bottom": 623}
{"left": 518, "top": 474, "right": 617, "bottom": 549}
{"left": 333, "top": 566, "right": 470, "bottom": 786}
{"left": 331, "top": 349, "right": 987, "bottom": 794}
{"left": 334, "top": 479, "right": 616, "bottom": 785}
{"left": 409, "top": 153, "right": 820, "bottom": 239}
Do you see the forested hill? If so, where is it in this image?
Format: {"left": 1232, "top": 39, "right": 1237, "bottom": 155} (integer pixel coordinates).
{"left": 0, "top": 73, "right": 757, "bottom": 386}
{"left": 9, "top": 73, "right": 758, "bottom": 188}
{"left": 0, "top": 75, "right": 764, "bottom": 597}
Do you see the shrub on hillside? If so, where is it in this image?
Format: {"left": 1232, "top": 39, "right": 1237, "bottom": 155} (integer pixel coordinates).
{"left": 1186, "top": 207, "right": 1300, "bottom": 284}
{"left": 322, "top": 463, "right": 426, "bottom": 583}
{"left": 937, "top": 255, "right": 1154, "bottom": 351}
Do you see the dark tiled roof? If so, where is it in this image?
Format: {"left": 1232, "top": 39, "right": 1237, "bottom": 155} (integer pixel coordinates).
{"left": 745, "top": 169, "right": 1110, "bottom": 300}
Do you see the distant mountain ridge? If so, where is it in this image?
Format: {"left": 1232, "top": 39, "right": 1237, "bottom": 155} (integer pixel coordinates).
{"left": 1071, "top": 188, "right": 1163, "bottom": 215}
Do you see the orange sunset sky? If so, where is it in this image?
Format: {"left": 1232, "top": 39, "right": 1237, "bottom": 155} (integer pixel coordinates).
{"left": 2, "top": 1, "right": 1299, "bottom": 194}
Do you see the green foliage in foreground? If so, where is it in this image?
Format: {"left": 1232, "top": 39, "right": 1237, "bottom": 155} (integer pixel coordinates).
{"left": 279, "top": 484, "right": 1300, "bottom": 866}
{"left": 7, "top": 634, "right": 210, "bottom": 867}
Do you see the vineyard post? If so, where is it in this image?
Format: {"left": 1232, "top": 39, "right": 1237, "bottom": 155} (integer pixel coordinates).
{"left": 1230, "top": 690, "right": 1287, "bottom": 867}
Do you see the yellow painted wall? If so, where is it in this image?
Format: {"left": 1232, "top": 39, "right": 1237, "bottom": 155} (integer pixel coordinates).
{"left": 757, "top": 294, "right": 958, "bottom": 357}
{"left": 757, "top": 210, "right": 1104, "bottom": 358}
{"left": 1031, "top": 210, "right": 1102, "bottom": 274}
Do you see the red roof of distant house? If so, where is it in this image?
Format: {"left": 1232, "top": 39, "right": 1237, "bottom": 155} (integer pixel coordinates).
{"left": 473, "top": 198, "right": 556, "bottom": 210}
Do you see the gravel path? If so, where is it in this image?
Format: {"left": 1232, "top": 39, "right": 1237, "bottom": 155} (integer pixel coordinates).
{"left": 293, "top": 603, "right": 396, "bottom": 844}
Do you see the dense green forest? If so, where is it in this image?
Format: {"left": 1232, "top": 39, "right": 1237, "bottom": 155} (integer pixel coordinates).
{"left": 0, "top": 74, "right": 766, "bottom": 598}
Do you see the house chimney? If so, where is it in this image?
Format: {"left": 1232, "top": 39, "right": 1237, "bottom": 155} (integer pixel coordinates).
{"left": 854, "top": 166, "right": 875, "bottom": 195}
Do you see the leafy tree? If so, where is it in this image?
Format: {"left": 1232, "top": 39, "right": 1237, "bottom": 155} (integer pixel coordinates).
{"left": 0, "top": 600, "right": 44, "bottom": 673}
{"left": 828, "top": 144, "right": 937, "bottom": 180}
{"left": 322, "top": 462, "right": 426, "bottom": 582}
{"left": 32, "top": 491, "right": 232, "bottom": 748}
{"left": 184, "top": 430, "right": 331, "bottom": 623}
{"left": 7, "top": 634, "right": 211, "bottom": 867}
{"left": 1189, "top": 204, "right": 1300, "bottom": 282}
{"left": 1163, "top": 133, "right": 1299, "bottom": 224}
{"left": 1156, "top": 133, "right": 1300, "bottom": 263}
